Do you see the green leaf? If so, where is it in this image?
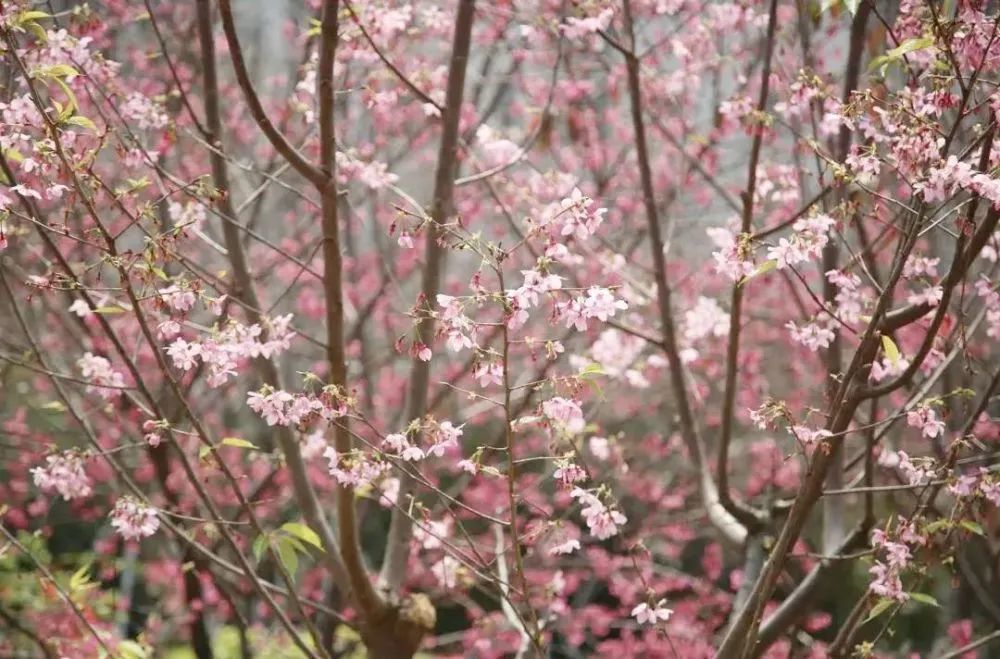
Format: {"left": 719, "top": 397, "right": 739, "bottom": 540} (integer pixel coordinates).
{"left": 881, "top": 335, "right": 901, "bottom": 365}
{"left": 34, "top": 64, "right": 78, "bottom": 79}
{"left": 909, "top": 592, "right": 940, "bottom": 607}
{"left": 281, "top": 535, "right": 308, "bottom": 556}
{"left": 960, "top": 520, "right": 985, "bottom": 536}
{"left": 924, "top": 519, "right": 951, "bottom": 535}
{"left": 739, "top": 259, "right": 778, "bottom": 286}
{"left": 251, "top": 534, "right": 268, "bottom": 563}
{"left": 117, "top": 177, "right": 151, "bottom": 196}
{"left": 65, "top": 115, "right": 98, "bottom": 132}
{"left": 275, "top": 537, "right": 299, "bottom": 576}
{"left": 69, "top": 563, "right": 93, "bottom": 593}
{"left": 17, "top": 10, "right": 52, "bottom": 23}
{"left": 869, "top": 36, "right": 935, "bottom": 74}
{"left": 354, "top": 482, "right": 374, "bottom": 500}
{"left": 843, "top": 0, "right": 860, "bottom": 14}
{"left": 281, "top": 522, "right": 324, "bottom": 552}
{"left": 58, "top": 101, "right": 74, "bottom": 122}
{"left": 335, "top": 625, "right": 361, "bottom": 642}
{"left": 117, "top": 639, "right": 148, "bottom": 659}
{"left": 24, "top": 20, "right": 48, "bottom": 43}
{"left": 52, "top": 78, "right": 79, "bottom": 117}
{"left": 889, "top": 36, "right": 935, "bottom": 58}
{"left": 220, "top": 437, "right": 257, "bottom": 450}
{"left": 93, "top": 305, "right": 126, "bottom": 314}
{"left": 39, "top": 401, "right": 67, "bottom": 412}
{"left": 578, "top": 363, "right": 606, "bottom": 379}
{"left": 864, "top": 598, "right": 894, "bottom": 624}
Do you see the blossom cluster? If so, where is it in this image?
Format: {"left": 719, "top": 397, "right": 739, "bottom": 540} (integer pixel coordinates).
{"left": 337, "top": 150, "right": 399, "bottom": 190}
{"left": 906, "top": 405, "right": 946, "bottom": 439}
{"left": 324, "top": 447, "right": 389, "bottom": 489}
{"left": 765, "top": 213, "right": 836, "bottom": 270}
{"left": 785, "top": 317, "right": 836, "bottom": 352}
{"left": 167, "top": 315, "right": 295, "bottom": 387}
{"left": 556, "top": 286, "right": 629, "bottom": 332}
{"left": 573, "top": 328, "right": 650, "bottom": 387}
{"left": 158, "top": 285, "right": 198, "bottom": 313}
{"left": 879, "top": 450, "right": 936, "bottom": 486}
{"left": 31, "top": 452, "right": 92, "bottom": 500}
{"left": 547, "top": 187, "right": 608, "bottom": 242}
{"left": 541, "top": 397, "right": 586, "bottom": 435}
{"left": 507, "top": 268, "right": 564, "bottom": 330}
{"left": 379, "top": 420, "right": 465, "bottom": 465}
{"left": 109, "top": 497, "right": 160, "bottom": 541}
{"left": 77, "top": 352, "right": 126, "bottom": 400}
{"left": 570, "top": 487, "right": 627, "bottom": 540}
{"left": 246, "top": 387, "right": 347, "bottom": 427}
{"left": 869, "top": 519, "right": 925, "bottom": 602}
{"left": 436, "top": 294, "right": 478, "bottom": 352}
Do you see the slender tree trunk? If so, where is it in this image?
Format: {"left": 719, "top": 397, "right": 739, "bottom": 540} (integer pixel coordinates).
{"left": 379, "top": 0, "right": 477, "bottom": 593}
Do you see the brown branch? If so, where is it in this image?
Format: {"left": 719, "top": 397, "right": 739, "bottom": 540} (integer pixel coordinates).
{"left": 344, "top": 0, "right": 442, "bottom": 112}
{"left": 620, "top": 0, "right": 752, "bottom": 545}
{"left": 307, "top": 0, "right": 387, "bottom": 628}
{"left": 217, "top": 0, "right": 324, "bottom": 186}
{"left": 937, "top": 630, "right": 1000, "bottom": 659}
{"left": 143, "top": 0, "right": 209, "bottom": 136}
{"left": 715, "top": 0, "right": 779, "bottom": 532}
{"left": 194, "top": 3, "right": 345, "bottom": 654}
{"left": 2, "top": 32, "right": 327, "bottom": 657}
{"left": 379, "top": 0, "right": 477, "bottom": 594}
{"left": 822, "top": 0, "right": 870, "bottom": 557}
{"left": 753, "top": 524, "right": 869, "bottom": 653}
{"left": 717, "top": 166, "right": 933, "bottom": 659}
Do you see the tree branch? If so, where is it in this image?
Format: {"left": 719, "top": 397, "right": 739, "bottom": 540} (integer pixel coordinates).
{"left": 380, "top": 0, "right": 477, "bottom": 591}
{"left": 621, "top": 0, "right": 751, "bottom": 546}
{"left": 716, "top": 0, "right": 779, "bottom": 532}
{"left": 217, "top": 0, "right": 325, "bottom": 186}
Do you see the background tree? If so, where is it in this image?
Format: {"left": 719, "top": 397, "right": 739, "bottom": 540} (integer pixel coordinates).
{"left": 0, "top": 0, "right": 998, "bottom": 657}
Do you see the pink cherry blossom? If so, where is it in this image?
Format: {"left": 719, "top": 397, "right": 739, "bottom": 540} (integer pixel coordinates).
{"left": 3, "top": 2, "right": 999, "bottom": 655}
{"left": 542, "top": 397, "right": 586, "bottom": 434}
{"left": 110, "top": 497, "right": 160, "bottom": 540}
{"left": 786, "top": 319, "right": 836, "bottom": 352}
{"left": 158, "top": 285, "right": 197, "bottom": 312}
{"left": 631, "top": 599, "right": 673, "bottom": 626}
{"left": 473, "top": 361, "right": 504, "bottom": 388}
{"left": 560, "top": 9, "right": 614, "bottom": 40}
{"left": 31, "top": 452, "right": 92, "bottom": 500}
{"left": 77, "top": 352, "right": 126, "bottom": 399}
{"left": 906, "top": 406, "right": 946, "bottom": 439}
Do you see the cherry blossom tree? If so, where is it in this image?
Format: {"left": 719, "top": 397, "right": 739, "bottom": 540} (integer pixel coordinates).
{"left": 0, "top": 0, "right": 998, "bottom": 657}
